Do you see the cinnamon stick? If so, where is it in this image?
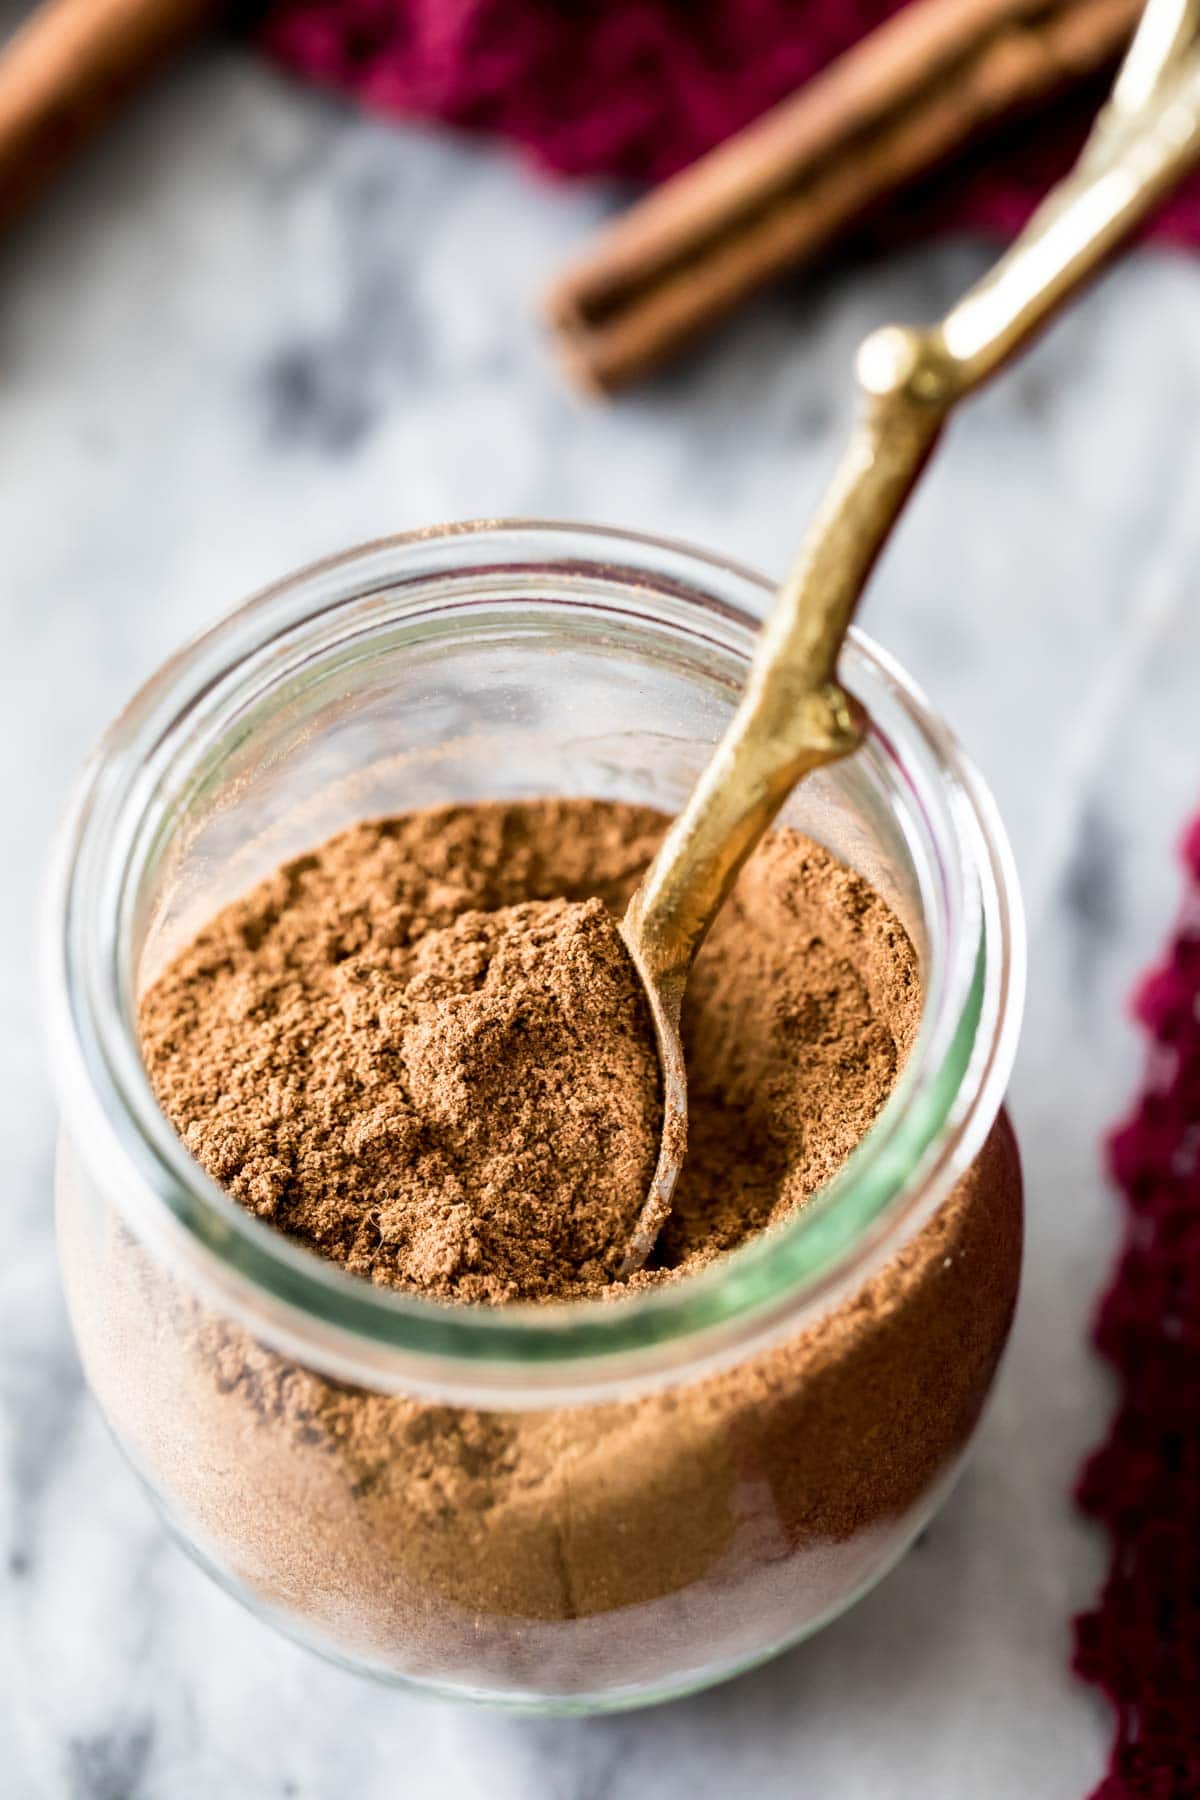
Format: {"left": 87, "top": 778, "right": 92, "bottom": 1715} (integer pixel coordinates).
{"left": 546, "top": 0, "right": 1142, "bottom": 394}
{"left": 0, "top": 0, "right": 219, "bottom": 231}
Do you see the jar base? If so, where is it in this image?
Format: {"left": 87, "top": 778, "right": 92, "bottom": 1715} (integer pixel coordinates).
{"left": 144, "top": 1443, "right": 970, "bottom": 1716}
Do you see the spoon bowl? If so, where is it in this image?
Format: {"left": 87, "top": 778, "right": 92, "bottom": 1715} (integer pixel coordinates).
{"left": 615, "top": 922, "right": 689, "bottom": 1276}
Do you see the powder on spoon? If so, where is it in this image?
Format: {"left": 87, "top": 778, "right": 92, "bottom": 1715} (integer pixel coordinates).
{"left": 140, "top": 890, "right": 662, "bottom": 1303}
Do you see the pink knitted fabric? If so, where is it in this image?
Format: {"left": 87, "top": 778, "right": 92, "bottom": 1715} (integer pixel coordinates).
{"left": 1074, "top": 816, "right": 1200, "bottom": 1798}
{"left": 258, "top": 0, "right": 1200, "bottom": 246}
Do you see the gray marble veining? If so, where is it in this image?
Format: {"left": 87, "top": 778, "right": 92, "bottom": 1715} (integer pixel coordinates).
{"left": 4, "top": 40, "right": 1200, "bottom": 1799}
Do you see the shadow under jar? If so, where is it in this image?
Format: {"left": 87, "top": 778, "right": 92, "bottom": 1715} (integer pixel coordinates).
{"left": 45, "top": 522, "right": 1025, "bottom": 1713}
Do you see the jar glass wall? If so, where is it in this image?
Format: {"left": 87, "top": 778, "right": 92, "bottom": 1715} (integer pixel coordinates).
{"left": 45, "top": 524, "right": 1024, "bottom": 1711}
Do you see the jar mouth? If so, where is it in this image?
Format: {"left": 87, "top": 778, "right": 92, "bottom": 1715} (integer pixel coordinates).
{"left": 44, "top": 521, "right": 1025, "bottom": 1400}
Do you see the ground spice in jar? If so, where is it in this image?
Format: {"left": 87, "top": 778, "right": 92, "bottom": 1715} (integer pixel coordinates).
{"left": 68, "top": 798, "right": 1022, "bottom": 1695}
{"left": 139, "top": 800, "right": 918, "bottom": 1296}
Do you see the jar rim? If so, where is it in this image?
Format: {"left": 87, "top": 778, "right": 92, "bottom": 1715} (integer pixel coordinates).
{"left": 44, "top": 520, "right": 1025, "bottom": 1401}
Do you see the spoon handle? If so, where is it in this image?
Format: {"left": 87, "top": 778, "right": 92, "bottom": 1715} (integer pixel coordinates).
{"left": 624, "top": 0, "right": 1200, "bottom": 1001}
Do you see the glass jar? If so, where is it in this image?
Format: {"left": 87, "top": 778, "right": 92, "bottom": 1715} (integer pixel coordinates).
{"left": 44, "top": 522, "right": 1024, "bottom": 1713}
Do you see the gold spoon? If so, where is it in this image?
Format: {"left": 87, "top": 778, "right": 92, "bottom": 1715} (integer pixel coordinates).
{"left": 618, "top": 0, "right": 1200, "bottom": 1275}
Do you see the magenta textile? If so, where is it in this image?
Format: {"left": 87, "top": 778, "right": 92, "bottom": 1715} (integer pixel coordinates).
{"left": 1074, "top": 818, "right": 1200, "bottom": 1799}
{"left": 259, "top": 0, "right": 1200, "bottom": 246}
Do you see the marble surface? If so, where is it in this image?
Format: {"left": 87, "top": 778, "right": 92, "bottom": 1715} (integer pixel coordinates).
{"left": 4, "top": 39, "right": 1200, "bottom": 1800}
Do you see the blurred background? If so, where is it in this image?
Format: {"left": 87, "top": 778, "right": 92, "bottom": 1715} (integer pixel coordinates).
{"left": 4, "top": 1, "right": 1200, "bottom": 1795}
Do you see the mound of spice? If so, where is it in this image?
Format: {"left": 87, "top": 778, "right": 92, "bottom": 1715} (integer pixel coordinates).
{"left": 68, "top": 798, "right": 1021, "bottom": 1694}
{"left": 140, "top": 799, "right": 920, "bottom": 1301}
{"left": 141, "top": 888, "right": 661, "bottom": 1303}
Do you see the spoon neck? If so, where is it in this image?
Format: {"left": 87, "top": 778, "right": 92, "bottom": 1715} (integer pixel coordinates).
{"left": 623, "top": 677, "right": 865, "bottom": 992}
